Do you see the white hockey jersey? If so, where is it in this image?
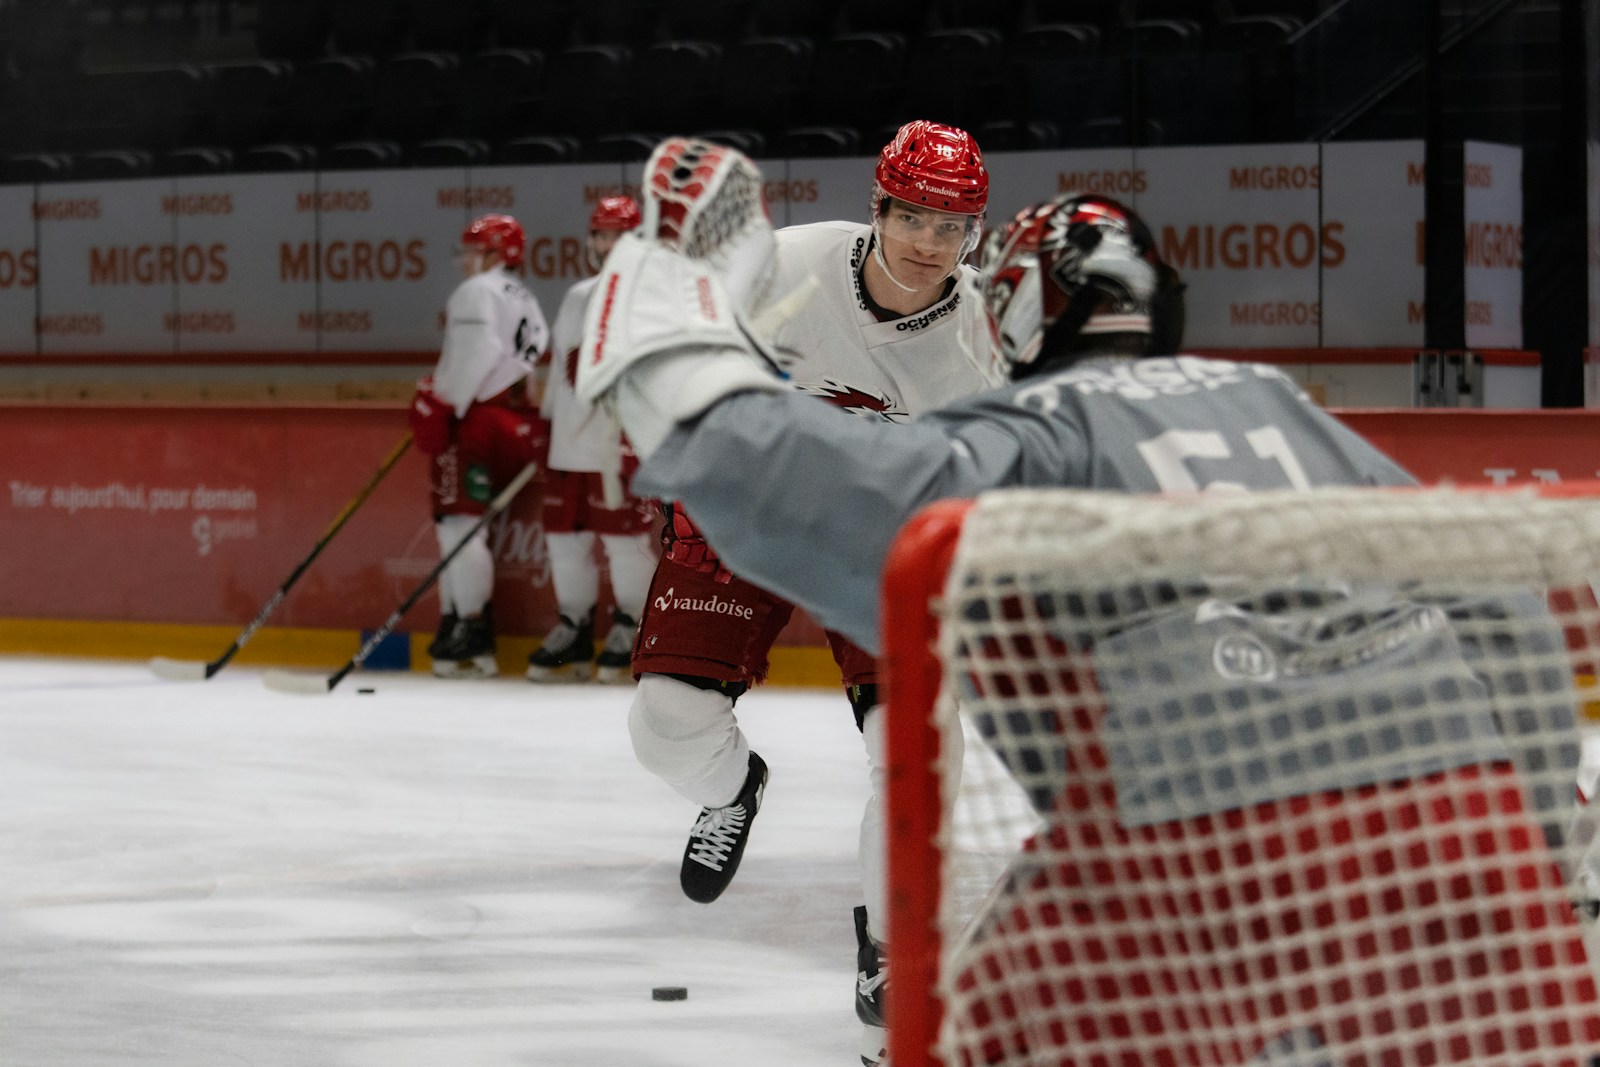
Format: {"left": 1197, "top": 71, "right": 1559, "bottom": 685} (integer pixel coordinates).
{"left": 759, "top": 222, "right": 1000, "bottom": 421}
{"left": 432, "top": 267, "right": 548, "bottom": 418}
{"left": 541, "top": 275, "right": 624, "bottom": 473}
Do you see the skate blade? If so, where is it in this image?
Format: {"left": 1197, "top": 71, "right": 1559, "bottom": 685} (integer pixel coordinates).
{"left": 432, "top": 655, "right": 498, "bottom": 679}
{"left": 860, "top": 1024, "right": 888, "bottom": 1066}
{"left": 594, "top": 663, "right": 633, "bottom": 685}
{"left": 525, "top": 660, "right": 595, "bottom": 684}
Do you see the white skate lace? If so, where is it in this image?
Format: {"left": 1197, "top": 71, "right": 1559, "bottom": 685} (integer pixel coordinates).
{"left": 686, "top": 804, "right": 747, "bottom": 870}
{"left": 542, "top": 620, "right": 578, "bottom": 654}
{"left": 857, "top": 969, "right": 887, "bottom": 1000}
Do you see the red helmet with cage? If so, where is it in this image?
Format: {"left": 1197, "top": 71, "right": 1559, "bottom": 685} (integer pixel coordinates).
{"left": 589, "top": 195, "right": 642, "bottom": 233}
{"left": 979, "top": 194, "right": 1185, "bottom": 378}
{"left": 460, "top": 213, "right": 526, "bottom": 270}
{"left": 873, "top": 120, "right": 988, "bottom": 217}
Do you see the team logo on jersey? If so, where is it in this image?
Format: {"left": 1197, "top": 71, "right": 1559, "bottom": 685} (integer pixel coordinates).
{"left": 795, "top": 379, "right": 907, "bottom": 422}
{"left": 652, "top": 586, "right": 756, "bottom": 620}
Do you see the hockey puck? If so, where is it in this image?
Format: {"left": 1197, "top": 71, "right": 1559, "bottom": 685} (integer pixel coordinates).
{"left": 356, "top": 687, "right": 376, "bottom": 695}
{"left": 651, "top": 986, "right": 688, "bottom": 1001}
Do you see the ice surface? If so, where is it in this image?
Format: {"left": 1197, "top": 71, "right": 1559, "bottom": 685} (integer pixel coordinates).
{"left": 0, "top": 658, "right": 870, "bottom": 1066}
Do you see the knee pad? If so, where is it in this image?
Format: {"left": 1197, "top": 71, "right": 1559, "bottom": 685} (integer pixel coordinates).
{"left": 628, "top": 674, "right": 749, "bottom": 806}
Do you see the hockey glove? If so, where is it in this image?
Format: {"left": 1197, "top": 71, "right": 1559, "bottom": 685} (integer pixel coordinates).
{"left": 408, "top": 378, "right": 454, "bottom": 456}
{"left": 662, "top": 502, "right": 735, "bottom": 584}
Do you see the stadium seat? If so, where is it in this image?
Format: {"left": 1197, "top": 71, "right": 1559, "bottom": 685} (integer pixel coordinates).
{"left": 1125, "top": 17, "right": 1205, "bottom": 54}
{"left": 286, "top": 55, "right": 377, "bottom": 146}
{"left": 810, "top": 33, "right": 906, "bottom": 136}
{"left": 488, "top": 0, "right": 575, "bottom": 49}
{"left": 662, "top": 0, "right": 755, "bottom": 42}
{"left": 255, "top": 0, "right": 332, "bottom": 61}
{"left": 839, "top": 0, "right": 928, "bottom": 35}
{"left": 331, "top": 0, "right": 413, "bottom": 58}
{"left": 1227, "top": 0, "right": 1319, "bottom": 18}
{"left": 412, "top": 0, "right": 490, "bottom": 53}
{"left": 494, "top": 134, "right": 579, "bottom": 163}
{"left": 907, "top": 28, "right": 1004, "bottom": 129}
{"left": 778, "top": 124, "right": 860, "bottom": 157}
{"left": 203, "top": 59, "right": 293, "bottom": 149}
{"left": 974, "top": 118, "right": 1061, "bottom": 150}
{"left": 71, "top": 65, "right": 209, "bottom": 152}
{"left": 1144, "top": 52, "right": 1248, "bottom": 142}
{"left": 457, "top": 48, "right": 546, "bottom": 140}
{"left": 580, "top": 131, "right": 660, "bottom": 162}
{"left": 545, "top": 44, "right": 634, "bottom": 137}
{"left": 155, "top": 146, "right": 235, "bottom": 176}
{"left": 719, "top": 35, "right": 813, "bottom": 136}
{"left": 1010, "top": 20, "right": 1103, "bottom": 60}
{"left": 630, "top": 40, "right": 722, "bottom": 133}
{"left": 410, "top": 137, "right": 491, "bottom": 166}
{"left": 1067, "top": 113, "right": 1164, "bottom": 146}
{"left": 573, "top": 0, "right": 666, "bottom": 44}
{"left": 236, "top": 142, "right": 319, "bottom": 173}
{"left": 74, "top": 148, "right": 154, "bottom": 179}
{"left": 748, "top": 0, "right": 840, "bottom": 39}
{"left": 692, "top": 128, "right": 767, "bottom": 155}
{"left": 1209, "top": 13, "right": 1303, "bottom": 50}
{"left": 370, "top": 52, "right": 461, "bottom": 142}
{"left": 934, "top": 0, "right": 1026, "bottom": 32}
{"left": 0, "top": 151, "right": 72, "bottom": 184}
{"left": 323, "top": 139, "right": 404, "bottom": 169}
{"left": 1025, "top": 0, "right": 1123, "bottom": 34}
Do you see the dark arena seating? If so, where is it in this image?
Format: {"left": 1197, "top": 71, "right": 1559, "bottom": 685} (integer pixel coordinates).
{"left": 0, "top": 0, "right": 1572, "bottom": 175}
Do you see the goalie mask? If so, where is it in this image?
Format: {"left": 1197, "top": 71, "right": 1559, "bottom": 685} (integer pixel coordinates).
{"left": 640, "top": 136, "right": 776, "bottom": 316}
{"left": 586, "top": 195, "right": 641, "bottom": 273}
{"left": 460, "top": 213, "right": 526, "bottom": 271}
{"left": 979, "top": 194, "right": 1186, "bottom": 378}
{"left": 868, "top": 120, "right": 988, "bottom": 291}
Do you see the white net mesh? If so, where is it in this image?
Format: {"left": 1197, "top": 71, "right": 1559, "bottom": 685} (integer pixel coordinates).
{"left": 913, "top": 486, "right": 1600, "bottom": 1067}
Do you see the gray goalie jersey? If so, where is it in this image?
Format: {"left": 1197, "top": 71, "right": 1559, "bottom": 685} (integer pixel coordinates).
{"left": 635, "top": 355, "right": 1416, "bottom": 652}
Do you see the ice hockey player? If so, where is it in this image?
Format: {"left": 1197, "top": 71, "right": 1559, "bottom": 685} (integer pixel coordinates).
{"left": 618, "top": 123, "right": 998, "bottom": 1067}
{"left": 575, "top": 140, "right": 1417, "bottom": 1066}
{"left": 527, "top": 195, "right": 660, "bottom": 684}
{"left": 409, "top": 213, "right": 547, "bottom": 678}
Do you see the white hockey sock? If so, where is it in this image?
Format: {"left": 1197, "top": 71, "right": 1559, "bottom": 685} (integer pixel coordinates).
{"left": 435, "top": 516, "right": 494, "bottom": 617}
{"left": 599, "top": 532, "right": 658, "bottom": 620}
{"left": 860, "top": 703, "right": 889, "bottom": 928}
{"left": 546, "top": 531, "right": 600, "bottom": 622}
{"left": 629, "top": 673, "right": 748, "bottom": 808}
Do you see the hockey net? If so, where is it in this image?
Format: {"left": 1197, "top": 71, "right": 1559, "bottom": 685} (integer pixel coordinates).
{"left": 881, "top": 485, "right": 1600, "bottom": 1067}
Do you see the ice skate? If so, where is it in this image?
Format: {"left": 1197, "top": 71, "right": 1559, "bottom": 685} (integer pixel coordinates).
{"left": 594, "top": 611, "right": 638, "bottom": 684}
{"left": 425, "top": 612, "right": 459, "bottom": 660}
{"left": 429, "top": 609, "right": 497, "bottom": 679}
{"left": 680, "top": 751, "right": 768, "bottom": 903}
{"left": 855, "top": 905, "right": 888, "bottom": 1066}
{"left": 525, "top": 612, "right": 595, "bottom": 682}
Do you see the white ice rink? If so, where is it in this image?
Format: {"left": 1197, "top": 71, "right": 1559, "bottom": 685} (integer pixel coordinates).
{"left": 1, "top": 657, "right": 873, "bottom": 1067}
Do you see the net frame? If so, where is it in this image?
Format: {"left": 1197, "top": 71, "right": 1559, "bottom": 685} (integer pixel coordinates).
{"left": 883, "top": 483, "right": 1600, "bottom": 1067}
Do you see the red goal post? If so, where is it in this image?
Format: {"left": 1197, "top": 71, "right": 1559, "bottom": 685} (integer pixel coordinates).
{"left": 882, "top": 484, "right": 1600, "bottom": 1067}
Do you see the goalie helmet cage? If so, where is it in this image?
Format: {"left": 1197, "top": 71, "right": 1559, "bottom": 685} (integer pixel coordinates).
{"left": 881, "top": 485, "right": 1600, "bottom": 1067}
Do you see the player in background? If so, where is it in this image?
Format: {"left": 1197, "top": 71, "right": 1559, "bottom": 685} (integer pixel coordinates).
{"left": 409, "top": 213, "right": 547, "bottom": 679}
{"left": 622, "top": 124, "right": 997, "bottom": 1063}
{"left": 576, "top": 143, "right": 1416, "bottom": 1066}
{"left": 526, "top": 196, "right": 660, "bottom": 684}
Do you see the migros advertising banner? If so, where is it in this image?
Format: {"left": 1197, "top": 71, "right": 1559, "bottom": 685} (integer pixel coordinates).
{"left": 0, "top": 141, "right": 1520, "bottom": 361}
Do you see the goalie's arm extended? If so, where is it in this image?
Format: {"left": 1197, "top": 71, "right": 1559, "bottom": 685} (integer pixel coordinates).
{"left": 632, "top": 388, "right": 1060, "bottom": 652}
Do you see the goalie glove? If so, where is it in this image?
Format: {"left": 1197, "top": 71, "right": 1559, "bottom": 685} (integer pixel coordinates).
{"left": 574, "top": 137, "right": 787, "bottom": 461}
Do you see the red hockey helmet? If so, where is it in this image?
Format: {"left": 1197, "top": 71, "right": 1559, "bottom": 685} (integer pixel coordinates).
{"left": 873, "top": 120, "right": 988, "bottom": 217}
{"left": 460, "top": 213, "right": 526, "bottom": 270}
{"left": 589, "top": 195, "right": 642, "bottom": 233}
{"left": 979, "top": 194, "right": 1185, "bottom": 378}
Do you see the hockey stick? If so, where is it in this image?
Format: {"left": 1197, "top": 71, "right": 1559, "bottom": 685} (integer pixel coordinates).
{"left": 262, "top": 459, "right": 539, "bottom": 695}
{"left": 149, "top": 432, "right": 415, "bottom": 682}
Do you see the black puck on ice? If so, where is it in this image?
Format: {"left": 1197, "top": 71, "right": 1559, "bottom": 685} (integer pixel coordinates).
{"left": 356, "top": 687, "right": 376, "bottom": 695}
{"left": 651, "top": 986, "right": 688, "bottom": 1001}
